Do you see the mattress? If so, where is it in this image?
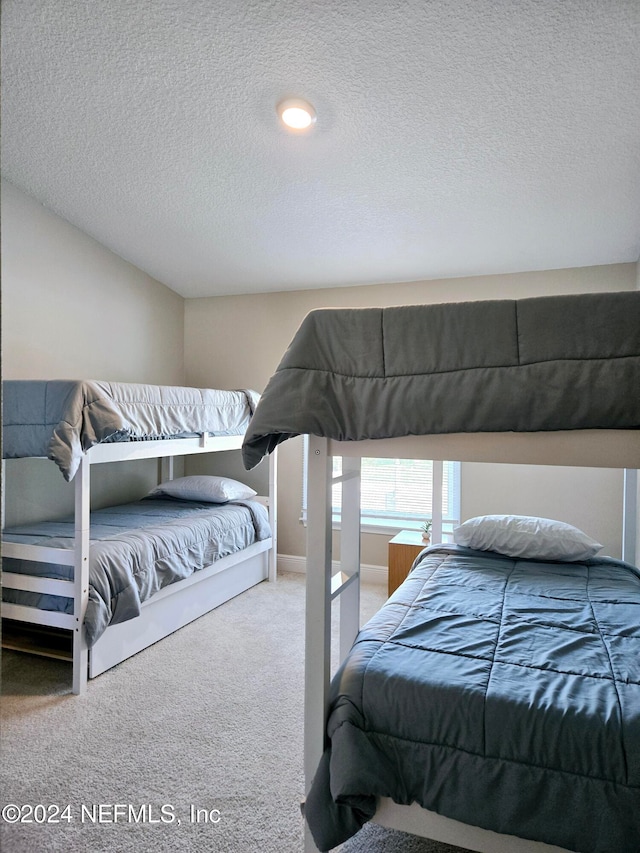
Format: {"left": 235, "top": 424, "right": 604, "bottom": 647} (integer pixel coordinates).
{"left": 2, "top": 380, "right": 260, "bottom": 480}
{"left": 304, "top": 546, "right": 640, "bottom": 853}
{"left": 2, "top": 497, "right": 271, "bottom": 647}
{"left": 242, "top": 291, "right": 640, "bottom": 469}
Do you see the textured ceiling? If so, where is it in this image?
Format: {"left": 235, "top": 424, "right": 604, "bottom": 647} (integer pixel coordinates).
{"left": 2, "top": 0, "right": 639, "bottom": 298}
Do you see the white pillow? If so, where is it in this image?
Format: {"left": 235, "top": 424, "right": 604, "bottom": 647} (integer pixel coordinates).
{"left": 148, "top": 475, "right": 256, "bottom": 504}
{"left": 453, "top": 515, "right": 603, "bottom": 562}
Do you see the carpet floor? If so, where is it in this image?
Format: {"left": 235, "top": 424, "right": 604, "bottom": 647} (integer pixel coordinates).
{"left": 1, "top": 571, "right": 471, "bottom": 853}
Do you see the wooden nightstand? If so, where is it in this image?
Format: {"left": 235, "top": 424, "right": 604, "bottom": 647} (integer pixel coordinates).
{"left": 388, "top": 530, "right": 429, "bottom": 596}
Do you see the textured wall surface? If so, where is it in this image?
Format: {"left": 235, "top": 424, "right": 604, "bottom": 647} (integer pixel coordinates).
{"left": 2, "top": 0, "right": 639, "bottom": 297}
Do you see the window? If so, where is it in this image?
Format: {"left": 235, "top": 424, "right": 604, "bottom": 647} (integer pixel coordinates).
{"left": 302, "top": 438, "right": 460, "bottom": 535}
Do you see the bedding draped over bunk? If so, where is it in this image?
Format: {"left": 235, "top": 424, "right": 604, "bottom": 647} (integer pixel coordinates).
{"left": 242, "top": 290, "right": 640, "bottom": 469}
{"left": 3, "top": 380, "right": 260, "bottom": 481}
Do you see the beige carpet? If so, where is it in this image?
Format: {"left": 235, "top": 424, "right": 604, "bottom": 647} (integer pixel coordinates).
{"left": 1, "top": 571, "right": 471, "bottom": 853}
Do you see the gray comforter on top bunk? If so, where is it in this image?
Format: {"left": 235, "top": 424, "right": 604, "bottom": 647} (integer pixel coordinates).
{"left": 3, "top": 380, "right": 260, "bottom": 481}
{"left": 242, "top": 290, "right": 640, "bottom": 469}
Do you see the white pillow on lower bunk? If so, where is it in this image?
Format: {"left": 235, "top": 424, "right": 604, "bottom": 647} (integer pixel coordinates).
{"left": 453, "top": 514, "right": 603, "bottom": 561}
{"left": 148, "top": 475, "right": 257, "bottom": 503}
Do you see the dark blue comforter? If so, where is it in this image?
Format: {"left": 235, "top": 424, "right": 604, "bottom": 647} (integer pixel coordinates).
{"left": 305, "top": 546, "right": 640, "bottom": 852}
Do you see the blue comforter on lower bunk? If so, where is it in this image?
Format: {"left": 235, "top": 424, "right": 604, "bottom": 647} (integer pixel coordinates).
{"left": 2, "top": 498, "right": 270, "bottom": 646}
{"left": 305, "top": 546, "right": 640, "bottom": 853}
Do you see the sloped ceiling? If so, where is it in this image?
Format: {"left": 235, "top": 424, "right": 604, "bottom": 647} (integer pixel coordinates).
{"left": 2, "top": 0, "right": 639, "bottom": 297}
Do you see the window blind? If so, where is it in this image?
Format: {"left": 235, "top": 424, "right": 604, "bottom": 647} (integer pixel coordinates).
{"left": 332, "top": 457, "right": 460, "bottom": 530}
{"left": 302, "top": 438, "right": 460, "bottom": 534}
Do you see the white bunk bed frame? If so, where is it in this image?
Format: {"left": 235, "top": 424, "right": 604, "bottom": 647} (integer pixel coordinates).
{"left": 304, "top": 428, "right": 639, "bottom": 853}
{"left": 1, "top": 433, "right": 277, "bottom": 695}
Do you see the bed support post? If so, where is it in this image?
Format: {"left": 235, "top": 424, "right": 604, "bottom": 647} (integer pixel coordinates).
{"left": 431, "top": 459, "right": 444, "bottom": 543}
{"left": 622, "top": 469, "right": 638, "bottom": 564}
{"left": 304, "top": 436, "right": 333, "bottom": 853}
{"left": 268, "top": 448, "right": 278, "bottom": 582}
{"left": 338, "top": 455, "right": 361, "bottom": 662}
{"left": 1, "top": 460, "right": 5, "bottom": 530}
{"left": 158, "top": 455, "right": 174, "bottom": 483}
{"left": 72, "top": 457, "right": 90, "bottom": 695}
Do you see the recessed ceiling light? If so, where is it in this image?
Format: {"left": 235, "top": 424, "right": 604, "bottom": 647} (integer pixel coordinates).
{"left": 277, "top": 98, "right": 317, "bottom": 131}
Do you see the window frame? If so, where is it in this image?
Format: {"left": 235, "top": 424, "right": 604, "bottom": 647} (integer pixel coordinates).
{"left": 301, "top": 437, "right": 460, "bottom": 536}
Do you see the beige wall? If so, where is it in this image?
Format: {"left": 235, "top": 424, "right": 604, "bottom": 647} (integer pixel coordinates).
{"left": 2, "top": 179, "right": 635, "bottom": 562}
{"left": 1, "top": 180, "right": 184, "bottom": 383}
{"left": 1, "top": 180, "right": 186, "bottom": 524}
{"left": 637, "top": 259, "right": 640, "bottom": 566}
{"left": 184, "top": 263, "right": 637, "bottom": 564}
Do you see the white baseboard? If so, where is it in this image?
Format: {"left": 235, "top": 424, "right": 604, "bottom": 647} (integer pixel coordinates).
{"left": 277, "top": 553, "right": 387, "bottom": 586}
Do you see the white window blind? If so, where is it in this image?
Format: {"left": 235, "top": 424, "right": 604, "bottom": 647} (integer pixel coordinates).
{"left": 302, "top": 438, "right": 460, "bottom": 535}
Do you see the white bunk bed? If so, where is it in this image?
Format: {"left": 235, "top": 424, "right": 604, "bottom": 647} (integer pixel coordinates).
{"left": 304, "top": 432, "right": 638, "bottom": 853}
{"left": 240, "top": 292, "right": 640, "bottom": 853}
{"left": 1, "top": 381, "right": 277, "bottom": 695}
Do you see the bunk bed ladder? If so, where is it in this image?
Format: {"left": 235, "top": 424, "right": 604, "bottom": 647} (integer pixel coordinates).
{"left": 304, "top": 436, "right": 361, "bottom": 852}
{"left": 1, "top": 459, "right": 80, "bottom": 679}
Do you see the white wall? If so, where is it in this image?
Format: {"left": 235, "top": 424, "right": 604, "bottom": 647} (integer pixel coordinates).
{"left": 184, "top": 263, "right": 637, "bottom": 564}
{"left": 1, "top": 180, "right": 186, "bottom": 524}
